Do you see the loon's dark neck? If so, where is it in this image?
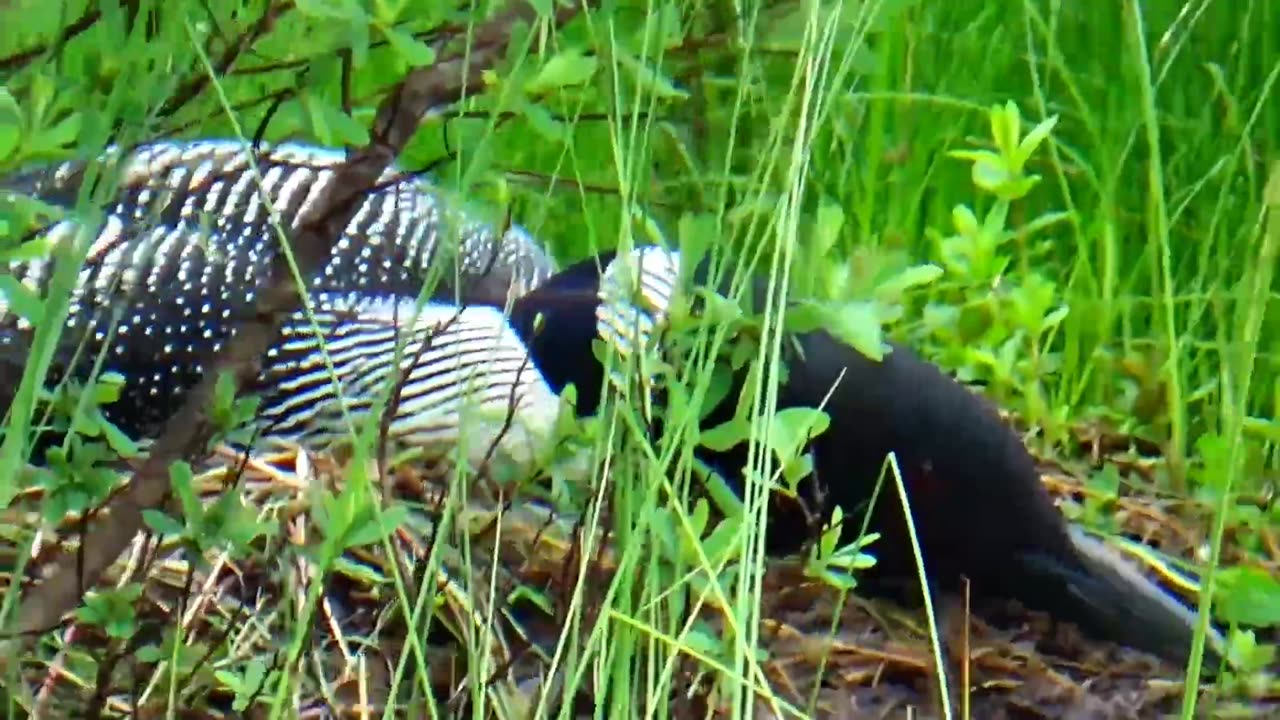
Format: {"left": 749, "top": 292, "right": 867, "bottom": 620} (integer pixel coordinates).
{"left": 506, "top": 251, "right": 619, "bottom": 417}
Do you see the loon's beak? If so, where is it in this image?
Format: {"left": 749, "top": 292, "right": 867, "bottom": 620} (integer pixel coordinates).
{"left": 1013, "top": 525, "right": 1227, "bottom": 676}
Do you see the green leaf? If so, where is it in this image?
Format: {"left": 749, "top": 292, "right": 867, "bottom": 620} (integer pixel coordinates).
{"left": 0, "top": 236, "right": 54, "bottom": 264}
{"left": 768, "top": 407, "right": 830, "bottom": 462}
{"left": 970, "top": 156, "right": 1012, "bottom": 193}
{"left": 874, "top": 263, "right": 943, "bottom": 302}
{"left": 0, "top": 275, "right": 43, "bottom": 323}
{"left": 684, "top": 622, "right": 729, "bottom": 659}
{"left": 617, "top": 51, "right": 688, "bottom": 101}
{"left": 0, "top": 122, "right": 19, "bottom": 162}
{"left": 783, "top": 301, "right": 827, "bottom": 335}
{"left": 699, "top": 517, "right": 742, "bottom": 566}
{"left": 302, "top": 94, "right": 371, "bottom": 147}
{"left": 99, "top": 417, "right": 139, "bottom": 458}
{"left": 342, "top": 503, "right": 409, "bottom": 549}
{"left": 325, "top": 103, "right": 371, "bottom": 146}
{"left": 990, "top": 100, "right": 1020, "bottom": 158}
{"left": 168, "top": 461, "right": 202, "bottom": 526}
{"left": 525, "top": 49, "right": 599, "bottom": 95}
{"left": 92, "top": 373, "right": 126, "bottom": 405}
{"left": 142, "top": 509, "right": 186, "bottom": 537}
{"left": 520, "top": 101, "right": 568, "bottom": 143}
{"left": 828, "top": 301, "right": 887, "bottom": 361}
{"left": 135, "top": 645, "right": 163, "bottom": 663}
{"left": 0, "top": 87, "right": 20, "bottom": 120}
{"left": 31, "top": 113, "right": 81, "bottom": 154}
{"left": 812, "top": 201, "right": 845, "bottom": 258}
{"left": 1225, "top": 629, "right": 1277, "bottom": 673}
{"left": 372, "top": 0, "right": 407, "bottom": 24}
{"left": 295, "top": 0, "right": 364, "bottom": 19}
{"left": 951, "top": 204, "right": 979, "bottom": 238}
{"left": 676, "top": 211, "right": 718, "bottom": 277}
{"left": 383, "top": 25, "right": 436, "bottom": 67}
{"left": 526, "top": 0, "right": 553, "bottom": 15}
{"left": 1215, "top": 566, "right": 1280, "bottom": 627}
{"left": 699, "top": 416, "right": 749, "bottom": 452}
{"left": 698, "top": 289, "right": 743, "bottom": 326}
{"left": 1014, "top": 115, "right": 1059, "bottom": 168}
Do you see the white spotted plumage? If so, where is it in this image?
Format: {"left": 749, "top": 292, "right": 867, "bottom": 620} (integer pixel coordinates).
{"left": 0, "top": 140, "right": 560, "bottom": 442}
{"left": 250, "top": 292, "right": 567, "bottom": 473}
{"left": 0, "top": 139, "right": 688, "bottom": 473}
{"left": 0, "top": 139, "right": 558, "bottom": 331}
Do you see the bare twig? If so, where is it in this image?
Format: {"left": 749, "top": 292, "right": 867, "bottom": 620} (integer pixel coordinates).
{"left": 157, "top": 1, "right": 296, "bottom": 119}
{"left": 0, "top": 8, "right": 102, "bottom": 72}
{"left": 4, "top": 0, "right": 582, "bottom": 652}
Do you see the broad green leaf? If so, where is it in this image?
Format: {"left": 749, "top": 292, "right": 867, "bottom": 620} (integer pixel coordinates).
{"left": 812, "top": 201, "right": 845, "bottom": 257}
{"left": 951, "top": 204, "right": 979, "bottom": 236}
{"left": 373, "top": 0, "right": 407, "bottom": 24}
{"left": 142, "top": 509, "right": 186, "bottom": 537}
{"left": 699, "top": 417, "right": 749, "bottom": 452}
{"left": 677, "top": 211, "right": 718, "bottom": 276}
{"left": 321, "top": 101, "right": 371, "bottom": 146}
{"left": 526, "top": 0, "right": 554, "bottom": 15}
{"left": 0, "top": 122, "right": 19, "bottom": 162}
{"left": 970, "top": 157, "right": 1011, "bottom": 193}
{"left": 1216, "top": 566, "right": 1280, "bottom": 627}
{"left": 783, "top": 301, "right": 828, "bottom": 335}
{"left": 295, "top": 0, "right": 364, "bottom": 19}
{"left": 0, "top": 275, "right": 44, "bottom": 323}
{"left": 31, "top": 113, "right": 81, "bottom": 154}
{"left": 875, "top": 263, "right": 943, "bottom": 300}
{"left": 521, "top": 100, "right": 569, "bottom": 143}
{"left": 829, "top": 300, "right": 887, "bottom": 361}
{"left": 617, "top": 51, "right": 688, "bottom": 101}
{"left": 768, "top": 407, "right": 830, "bottom": 461}
{"left": 683, "top": 625, "right": 725, "bottom": 659}
{"left": 525, "top": 49, "right": 599, "bottom": 95}
{"left": 92, "top": 373, "right": 126, "bottom": 405}
{"left": 99, "top": 417, "right": 140, "bottom": 458}
{"left": 168, "top": 461, "right": 203, "bottom": 526}
{"left": 383, "top": 25, "right": 435, "bottom": 67}
{"left": 0, "top": 87, "right": 20, "bottom": 120}
{"left": 1015, "top": 115, "right": 1059, "bottom": 168}
{"left": 342, "top": 503, "right": 409, "bottom": 548}
{"left": 699, "top": 517, "right": 742, "bottom": 565}
{"left": 0, "top": 236, "right": 52, "bottom": 264}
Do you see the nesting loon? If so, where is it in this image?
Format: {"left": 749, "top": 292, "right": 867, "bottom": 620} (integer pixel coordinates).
{"left": 0, "top": 142, "right": 1223, "bottom": 672}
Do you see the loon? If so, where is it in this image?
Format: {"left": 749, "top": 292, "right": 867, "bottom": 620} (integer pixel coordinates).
{"left": 0, "top": 142, "right": 1224, "bottom": 673}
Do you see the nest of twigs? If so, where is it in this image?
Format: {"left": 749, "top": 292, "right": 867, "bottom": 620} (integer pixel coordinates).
{"left": 3, "top": 417, "right": 1278, "bottom": 719}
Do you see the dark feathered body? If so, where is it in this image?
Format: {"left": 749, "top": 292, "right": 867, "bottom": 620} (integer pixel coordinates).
{"left": 506, "top": 248, "right": 1223, "bottom": 671}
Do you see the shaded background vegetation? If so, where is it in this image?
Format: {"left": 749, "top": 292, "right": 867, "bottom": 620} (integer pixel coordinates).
{"left": 3, "top": 0, "right": 1277, "bottom": 481}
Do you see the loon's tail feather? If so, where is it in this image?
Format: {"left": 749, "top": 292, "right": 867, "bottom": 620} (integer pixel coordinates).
{"left": 1014, "top": 525, "right": 1226, "bottom": 675}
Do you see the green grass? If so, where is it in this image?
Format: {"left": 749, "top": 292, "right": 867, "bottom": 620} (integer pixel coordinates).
{"left": 0, "top": 0, "right": 1277, "bottom": 718}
